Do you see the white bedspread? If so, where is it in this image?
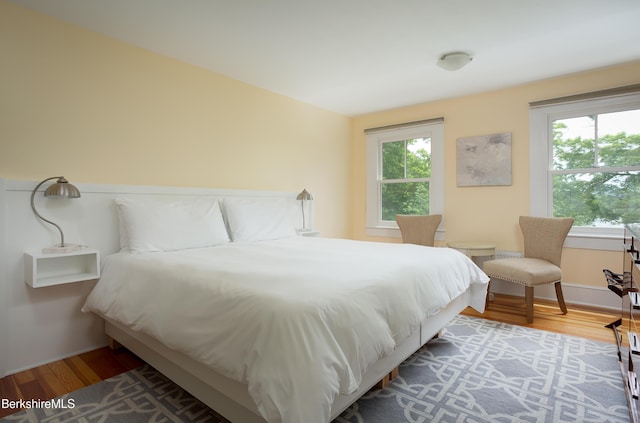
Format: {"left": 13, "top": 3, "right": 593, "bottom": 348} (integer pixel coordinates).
{"left": 82, "top": 237, "right": 488, "bottom": 423}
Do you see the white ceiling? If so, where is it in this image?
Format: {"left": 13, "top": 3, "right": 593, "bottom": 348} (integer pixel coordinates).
{"left": 9, "top": 0, "right": 640, "bottom": 116}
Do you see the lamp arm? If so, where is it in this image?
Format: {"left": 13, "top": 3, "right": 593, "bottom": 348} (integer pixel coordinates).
{"left": 30, "top": 176, "right": 66, "bottom": 247}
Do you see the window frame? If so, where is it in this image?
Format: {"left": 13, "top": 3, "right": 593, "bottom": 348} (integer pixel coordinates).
{"left": 529, "top": 91, "right": 640, "bottom": 251}
{"left": 365, "top": 120, "right": 444, "bottom": 238}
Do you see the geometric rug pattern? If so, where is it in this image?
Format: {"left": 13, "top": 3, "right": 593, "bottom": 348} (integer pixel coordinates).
{"left": 1, "top": 315, "right": 630, "bottom": 422}
{"left": 337, "top": 315, "right": 629, "bottom": 423}
{"left": 1, "top": 364, "right": 225, "bottom": 423}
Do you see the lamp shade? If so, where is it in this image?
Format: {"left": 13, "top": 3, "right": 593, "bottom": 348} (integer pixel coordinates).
{"left": 44, "top": 177, "right": 81, "bottom": 198}
{"left": 296, "top": 189, "right": 313, "bottom": 201}
{"left": 437, "top": 52, "right": 473, "bottom": 71}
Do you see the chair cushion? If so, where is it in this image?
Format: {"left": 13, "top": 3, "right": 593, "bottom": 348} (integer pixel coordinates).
{"left": 483, "top": 257, "right": 561, "bottom": 286}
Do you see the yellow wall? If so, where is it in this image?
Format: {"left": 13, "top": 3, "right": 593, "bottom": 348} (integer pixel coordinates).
{"left": 0, "top": 0, "right": 352, "bottom": 237}
{"left": 4, "top": 1, "right": 640, "bottom": 290}
{"left": 351, "top": 61, "right": 640, "bottom": 288}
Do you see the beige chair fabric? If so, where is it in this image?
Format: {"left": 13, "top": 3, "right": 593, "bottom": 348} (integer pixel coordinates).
{"left": 483, "top": 216, "right": 574, "bottom": 323}
{"left": 395, "top": 214, "right": 442, "bottom": 247}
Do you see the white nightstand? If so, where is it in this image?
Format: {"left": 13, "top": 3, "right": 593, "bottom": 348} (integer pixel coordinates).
{"left": 24, "top": 248, "right": 100, "bottom": 288}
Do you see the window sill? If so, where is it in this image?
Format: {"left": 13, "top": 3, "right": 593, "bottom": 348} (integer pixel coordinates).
{"left": 365, "top": 226, "right": 401, "bottom": 238}
{"left": 565, "top": 230, "right": 623, "bottom": 251}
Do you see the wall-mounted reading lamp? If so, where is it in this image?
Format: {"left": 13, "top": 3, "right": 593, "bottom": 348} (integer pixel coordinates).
{"left": 30, "top": 176, "right": 82, "bottom": 253}
{"left": 296, "top": 188, "right": 313, "bottom": 231}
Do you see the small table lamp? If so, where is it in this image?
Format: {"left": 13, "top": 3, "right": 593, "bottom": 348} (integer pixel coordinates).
{"left": 296, "top": 188, "right": 313, "bottom": 231}
{"left": 31, "top": 176, "right": 82, "bottom": 253}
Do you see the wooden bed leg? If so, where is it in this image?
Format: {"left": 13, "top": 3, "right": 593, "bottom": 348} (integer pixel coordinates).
{"left": 389, "top": 367, "right": 399, "bottom": 380}
{"left": 372, "top": 366, "right": 399, "bottom": 390}
{"left": 108, "top": 336, "right": 122, "bottom": 350}
{"left": 373, "top": 373, "right": 390, "bottom": 390}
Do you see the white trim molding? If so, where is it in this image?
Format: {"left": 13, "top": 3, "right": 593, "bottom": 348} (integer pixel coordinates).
{"left": 489, "top": 279, "right": 621, "bottom": 312}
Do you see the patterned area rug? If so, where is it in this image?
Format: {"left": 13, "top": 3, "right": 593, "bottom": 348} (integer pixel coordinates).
{"left": 1, "top": 315, "right": 629, "bottom": 422}
{"left": 338, "top": 315, "right": 629, "bottom": 423}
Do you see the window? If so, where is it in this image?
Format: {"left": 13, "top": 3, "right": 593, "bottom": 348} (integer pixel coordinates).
{"left": 365, "top": 119, "right": 444, "bottom": 237}
{"left": 530, "top": 89, "right": 640, "bottom": 250}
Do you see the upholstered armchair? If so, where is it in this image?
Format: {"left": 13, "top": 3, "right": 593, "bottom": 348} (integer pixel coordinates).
{"left": 482, "top": 216, "right": 574, "bottom": 323}
{"left": 395, "top": 214, "right": 442, "bottom": 247}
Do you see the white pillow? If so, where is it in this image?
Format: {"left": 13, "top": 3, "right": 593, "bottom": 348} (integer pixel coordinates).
{"left": 116, "top": 205, "right": 130, "bottom": 251}
{"left": 115, "top": 196, "right": 230, "bottom": 253}
{"left": 223, "top": 197, "right": 297, "bottom": 242}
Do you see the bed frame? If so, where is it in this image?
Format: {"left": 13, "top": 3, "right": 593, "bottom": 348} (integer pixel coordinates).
{"left": 105, "top": 286, "right": 474, "bottom": 423}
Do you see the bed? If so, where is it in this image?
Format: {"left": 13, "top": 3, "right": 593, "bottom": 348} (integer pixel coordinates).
{"left": 82, "top": 195, "right": 489, "bottom": 423}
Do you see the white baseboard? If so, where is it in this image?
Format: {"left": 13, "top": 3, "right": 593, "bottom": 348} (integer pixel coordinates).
{"left": 489, "top": 279, "right": 620, "bottom": 311}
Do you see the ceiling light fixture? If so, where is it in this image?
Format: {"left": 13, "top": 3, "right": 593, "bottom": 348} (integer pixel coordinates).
{"left": 437, "top": 51, "right": 473, "bottom": 71}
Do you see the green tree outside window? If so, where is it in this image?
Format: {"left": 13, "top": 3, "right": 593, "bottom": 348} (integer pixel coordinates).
{"left": 551, "top": 109, "right": 640, "bottom": 226}
{"left": 380, "top": 138, "right": 431, "bottom": 221}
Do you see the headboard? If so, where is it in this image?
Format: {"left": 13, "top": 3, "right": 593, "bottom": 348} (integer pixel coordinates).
{"left": 0, "top": 178, "right": 310, "bottom": 376}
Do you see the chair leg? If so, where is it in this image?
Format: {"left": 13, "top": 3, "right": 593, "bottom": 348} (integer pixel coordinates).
{"left": 525, "top": 286, "right": 534, "bottom": 324}
{"left": 555, "top": 282, "right": 568, "bottom": 314}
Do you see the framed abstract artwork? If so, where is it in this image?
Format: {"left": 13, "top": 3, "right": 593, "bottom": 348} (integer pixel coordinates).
{"left": 456, "top": 132, "right": 512, "bottom": 187}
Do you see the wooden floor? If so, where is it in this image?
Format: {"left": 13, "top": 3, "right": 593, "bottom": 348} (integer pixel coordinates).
{"left": 0, "top": 294, "right": 624, "bottom": 419}
{"left": 0, "top": 346, "right": 144, "bottom": 418}
{"left": 463, "top": 293, "right": 623, "bottom": 345}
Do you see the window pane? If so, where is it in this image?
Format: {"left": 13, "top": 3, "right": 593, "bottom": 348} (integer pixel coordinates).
{"left": 597, "top": 109, "right": 640, "bottom": 167}
{"left": 382, "top": 141, "right": 405, "bottom": 180}
{"left": 552, "top": 116, "right": 596, "bottom": 170}
{"left": 407, "top": 138, "right": 431, "bottom": 178}
{"left": 553, "top": 171, "right": 640, "bottom": 226}
{"left": 382, "top": 138, "right": 431, "bottom": 180}
{"left": 381, "top": 181, "right": 429, "bottom": 221}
